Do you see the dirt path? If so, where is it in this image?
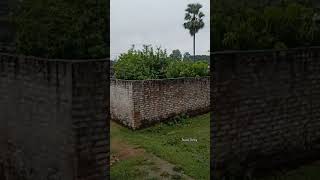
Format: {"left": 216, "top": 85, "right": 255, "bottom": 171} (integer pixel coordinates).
{"left": 111, "top": 138, "right": 194, "bottom": 180}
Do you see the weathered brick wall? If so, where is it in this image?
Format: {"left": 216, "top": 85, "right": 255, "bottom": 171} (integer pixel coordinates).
{"left": 111, "top": 77, "right": 210, "bottom": 129}
{"left": 212, "top": 47, "right": 320, "bottom": 171}
{"left": 0, "top": 53, "right": 109, "bottom": 180}
{"left": 110, "top": 79, "right": 134, "bottom": 127}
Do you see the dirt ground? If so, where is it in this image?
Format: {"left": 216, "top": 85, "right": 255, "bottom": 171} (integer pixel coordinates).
{"left": 111, "top": 138, "right": 194, "bottom": 180}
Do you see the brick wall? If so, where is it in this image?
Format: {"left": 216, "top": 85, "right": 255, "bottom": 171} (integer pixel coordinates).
{"left": 0, "top": 53, "right": 109, "bottom": 180}
{"left": 212, "top": 47, "right": 320, "bottom": 172}
{"left": 110, "top": 80, "right": 134, "bottom": 127}
{"left": 111, "top": 77, "right": 210, "bottom": 129}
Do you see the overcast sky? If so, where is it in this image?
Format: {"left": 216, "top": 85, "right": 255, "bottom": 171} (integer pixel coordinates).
{"left": 111, "top": 0, "right": 210, "bottom": 60}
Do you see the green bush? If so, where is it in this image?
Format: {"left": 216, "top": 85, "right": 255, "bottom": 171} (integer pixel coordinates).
{"left": 114, "top": 45, "right": 168, "bottom": 80}
{"left": 212, "top": 0, "right": 320, "bottom": 51}
{"left": 114, "top": 46, "right": 209, "bottom": 80}
{"left": 165, "top": 61, "right": 190, "bottom": 78}
{"left": 165, "top": 61, "right": 209, "bottom": 78}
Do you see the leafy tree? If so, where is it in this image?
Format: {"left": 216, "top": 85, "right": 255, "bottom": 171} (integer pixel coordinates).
{"left": 170, "top": 49, "right": 182, "bottom": 60}
{"left": 212, "top": 0, "right": 320, "bottom": 51}
{"left": 183, "top": 3, "right": 205, "bottom": 61}
{"left": 11, "top": 0, "right": 108, "bottom": 59}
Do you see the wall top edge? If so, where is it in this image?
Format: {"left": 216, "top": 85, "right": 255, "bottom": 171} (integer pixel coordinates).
{"left": 110, "top": 76, "right": 210, "bottom": 82}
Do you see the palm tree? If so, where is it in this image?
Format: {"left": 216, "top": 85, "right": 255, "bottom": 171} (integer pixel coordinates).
{"left": 183, "top": 3, "right": 205, "bottom": 62}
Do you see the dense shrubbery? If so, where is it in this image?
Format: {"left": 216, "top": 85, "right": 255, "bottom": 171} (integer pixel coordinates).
{"left": 213, "top": 0, "right": 320, "bottom": 51}
{"left": 165, "top": 60, "right": 208, "bottom": 78}
{"left": 11, "top": 0, "right": 108, "bottom": 59}
{"left": 114, "top": 45, "right": 209, "bottom": 80}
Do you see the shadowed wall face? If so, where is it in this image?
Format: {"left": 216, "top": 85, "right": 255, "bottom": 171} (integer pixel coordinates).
{"left": 0, "top": 54, "right": 109, "bottom": 179}
{"left": 212, "top": 48, "right": 320, "bottom": 171}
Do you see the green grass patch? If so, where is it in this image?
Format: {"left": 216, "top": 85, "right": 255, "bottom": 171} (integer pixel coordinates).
{"left": 111, "top": 113, "right": 210, "bottom": 180}
{"left": 110, "top": 156, "right": 149, "bottom": 180}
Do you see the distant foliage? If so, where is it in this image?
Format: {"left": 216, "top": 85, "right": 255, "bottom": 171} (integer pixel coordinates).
{"left": 170, "top": 49, "right": 182, "bottom": 60}
{"left": 114, "top": 46, "right": 209, "bottom": 80}
{"left": 183, "top": 54, "right": 210, "bottom": 63}
{"left": 183, "top": 52, "right": 192, "bottom": 60}
{"left": 212, "top": 0, "right": 320, "bottom": 51}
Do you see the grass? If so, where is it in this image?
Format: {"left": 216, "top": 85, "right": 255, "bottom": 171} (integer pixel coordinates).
{"left": 111, "top": 112, "right": 320, "bottom": 179}
{"left": 111, "top": 113, "right": 210, "bottom": 180}
{"left": 110, "top": 156, "right": 150, "bottom": 180}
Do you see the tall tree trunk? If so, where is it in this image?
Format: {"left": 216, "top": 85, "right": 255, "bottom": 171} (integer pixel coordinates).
{"left": 193, "top": 33, "right": 195, "bottom": 62}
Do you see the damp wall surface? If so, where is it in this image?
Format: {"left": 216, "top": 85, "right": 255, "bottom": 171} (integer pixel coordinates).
{"left": 0, "top": 53, "right": 109, "bottom": 180}
{"left": 212, "top": 47, "right": 320, "bottom": 172}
